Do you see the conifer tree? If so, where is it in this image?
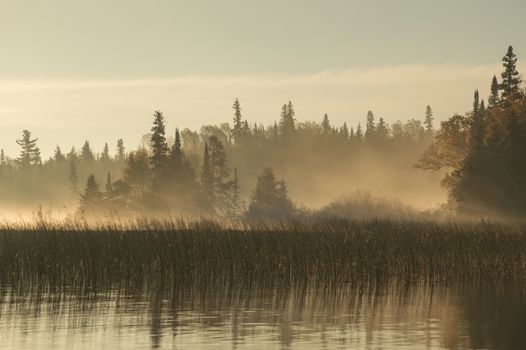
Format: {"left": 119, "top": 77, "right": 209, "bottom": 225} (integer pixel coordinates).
{"left": 67, "top": 147, "right": 78, "bottom": 161}
{"left": 53, "top": 146, "right": 66, "bottom": 164}
{"left": 500, "top": 46, "right": 523, "bottom": 104}
{"left": 340, "top": 122, "right": 349, "bottom": 139}
{"left": 424, "top": 105, "right": 434, "bottom": 134}
{"left": 69, "top": 159, "right": 79, "bottom": 194}
{"left": 16, "top": 130, "right": 40, "bottom": 167}
{"left": 150, "top": 110, "right": 169, "bottom": 186}
{"left": 376, "top": 117, "right": 389, "bottom": 142}
{"left": 79, "top": 174, "right": 103, "bottom": 214}
{"left": 116, "top": 139, "right": 125, "bottom": 161}
{"left": 279, "top": 102, "right": 296, "bottom": 137}
{"left": 355, "top": 123, "right": 364, "bottom": 143}
{"left": 247, "top": 168, "right": 294, "bottom": 219}
{"left": 208, "top": 136, "right": 230, "bottom": 212}
{"left": 81, "top": 141, "right": 95, "bottom": 162}
{"left": 232, "top": 98, "right": 243, "bottom": 144}
{"left": 488, "top": 75, "right": 500, "bottom": 107}
{"left": 100, "top": 142, "right": 110, "bottom": 162}
{"left": 321, "top": 114, "right": 331, "bottom": 135}
{"left": 365, "top": 111, "right": 376, "bottom": 142}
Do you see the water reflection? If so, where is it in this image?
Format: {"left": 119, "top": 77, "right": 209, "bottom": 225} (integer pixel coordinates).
{"left": 0, "top": 281, "right": 524, "bottom": 349}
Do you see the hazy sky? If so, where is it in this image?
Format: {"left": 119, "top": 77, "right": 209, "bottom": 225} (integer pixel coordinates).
{"left": 1, "top": 0, "right": 525, "bottom": 157}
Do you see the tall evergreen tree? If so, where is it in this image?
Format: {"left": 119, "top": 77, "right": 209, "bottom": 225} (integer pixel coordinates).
{"left": 321, "top": 113, "right": 331, "bottom": 135}
{"left": 100, "top": 142, "right": 110, "bottom": 162}
{"left": 365, "top": 111, "right": 376, "bottom": 142}
{"left": 79, "top": 174, "right": 103, "bottom": 214}
{"left": 424, "top": 105, "right": 434, "bottom": 133}
{"left": 355, "top": 123, "right": 364, "bottom": 143}
{"left": 488, "top": 75, "right": 500, "bottom": 107}
{"left": 279, "top": 102, "right": 296, "bottom": 137}
{"left": 500, "top": 46, "right": 523, "bottom": 104}
{"left": 150, "top": 110, "right": 169, "bottom": 186}
{"left": 80, "top": 141, "right": 95, "bottom": 162}
{"left": 247, "top": 168, "right": 294, "bottom": 219}
{"left": 208, "top": 136, "right": 230, "bottom": 212}
{"left": 69, "top": 159, "right": 79, "bottom": 194}
{"left": 116, "top": 139, "right": 125, "bottom": 161}
{"left": 53, "top": 145, "right": 66, "bottom": 164}
{"left": 232, "top": 98, "right": 244, "bottom": 144}
{"left": 16, "top": 130, "right": 40, "bottom": 167}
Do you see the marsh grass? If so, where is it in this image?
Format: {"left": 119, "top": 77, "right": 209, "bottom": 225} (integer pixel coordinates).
{"left": 0, "top": 218, "right": 525, "bottom": 292}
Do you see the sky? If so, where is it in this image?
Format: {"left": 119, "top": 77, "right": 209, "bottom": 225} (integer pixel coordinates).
{"left": 0, "top": 0, "right": 525, "bottom": 157}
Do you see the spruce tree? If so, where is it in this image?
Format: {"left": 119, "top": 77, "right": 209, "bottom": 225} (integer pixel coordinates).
{"left": 247, "top": 168, "right": 294, "bottom": 219}
{"left": 321, "top": 114, "right": 331, "bottom": 135}
{"left": 100, "top": 142, "right": 110, "bottom": 162}
{"left": 69, "top": 159, "right": 79, "bottom": 194}
{"left": 116, "top": 139, "right": 125, "bottom": 161}
{"left": 365, "top": 111, "right": 376, "bottom": 142}
{"left": 488, "top": 75, "right": 500, "bottom": 107}
{"left": 279, "top": 102, "right": 296, "bottom": 137}
{"left": 81, "top": 141, "right": 95, "bottom": 162}
{"left": 79, "top": 174, "right": 103, "bottom": 214}
{"left": 424, "top": 105, "right": 434, "bottom": 133}
{"left": 150, "top": 110, "right": 169, "bottom": 186}
{"left": 340, "top": 122, "right": 349, "bottom": 139}
{"left": 16, "top": 130, "right": 40, "bottom": 167}
{"left": 355, "top": 123, "right": 364, "bottom": 143}
{"left": 500, "top": 46, "right": 522, "bottom": 104}
{"left": 232, "top": 98, "right": 243, "bottom": 144}
{"left": 53, "top": 145, "right": 66, "bottom": 164}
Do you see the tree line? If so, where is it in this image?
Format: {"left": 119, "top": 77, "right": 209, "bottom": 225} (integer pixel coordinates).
{"left": 2, "top": 46, "right": 523, "bottom": 219}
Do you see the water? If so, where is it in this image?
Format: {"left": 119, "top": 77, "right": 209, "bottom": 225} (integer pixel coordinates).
{"left": 0, "top": 282, "right": 525, "bottom": 349}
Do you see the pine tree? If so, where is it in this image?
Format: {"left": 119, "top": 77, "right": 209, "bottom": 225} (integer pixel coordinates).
{"left": 100, "top": 142, "right": 110, "bottom": 162}
{"left": 376, "top": 117, "right": 389, "bottom": 143}
{"left": 53, "top": 145, "right": 66, "bottom": 164}
{"left": 150, "top": 110, "right": 169, "bottom": 186}
{"left": 424, "top": 105, "right": 434, "bottom": 133}
{"left": 247, "top": 168, "right": 294, "bottom": 219}
{"left": 365, "top": 111, "right": 376, "bottom": 142}
{"left": 500, "top": 46, "right": 523, "bottom": 104}
{"left": 321, "top": 114, "right": 331, "bottom": 135}
{"left": 16, "top": 130, "right": 40, "bottom": 167}
{"left": 279, "top": 102, "right": 296, "bottom": 137}
{"left": 79, "top": 174, "right": 103, "bottom": 214}
{"left": 69, "top": 159, "right": 79, "bottom": 194}
{"left": 116, "top": 139, "right": 125, "bottom": 161}
{"left": 67, "top": 147, "right": 78, "bottom": 161}
{"left": 355, "top": 123, "right": 364, "bottom": 143}
{"left": 81, "top": 141, "right": 95, "bottom": 162}
{"left": 340, "top": 122, "right": 349, "bottom": 139}
{"left": 488, "top": 75, "right": 500, "bottom": 107}
{"left": 232, "top": 98, "right": 244, "bottom": 145}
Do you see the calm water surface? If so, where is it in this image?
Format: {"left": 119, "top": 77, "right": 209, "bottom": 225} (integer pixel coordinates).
{"left": 0, "top": 282, "right": 524, "bottom": 349}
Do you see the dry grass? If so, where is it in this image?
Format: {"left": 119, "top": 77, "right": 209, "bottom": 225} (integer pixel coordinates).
{"left": 0, "top": 218, "right": 525, "bottom": 291}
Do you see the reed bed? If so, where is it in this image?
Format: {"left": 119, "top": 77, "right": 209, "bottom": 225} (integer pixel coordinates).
{"left": 0, "top": 218, "right": 525, "bottom": 291}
